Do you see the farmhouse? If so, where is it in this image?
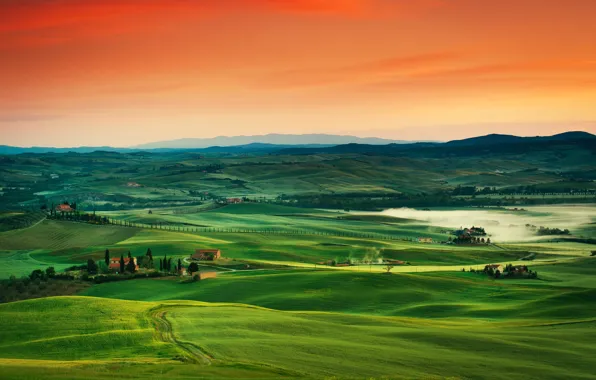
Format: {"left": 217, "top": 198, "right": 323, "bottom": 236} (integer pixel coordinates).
{"left": 417, "top": 237, "right": 433, "bottom": 243}
{"left": 468, "top": 226, "right": 487, "bottom": 236}
{"left": 108, "top": 257, "right": 139, "bottom": 271}
{"left": 192, "top": 249, "right": 221, "bottom": 261}
{"left": 227, "top": 198, "right": 243, "bottom": 204}
{"left": 179, "top": 267, "right": 187, "bottom": 276}
{"left": 484, "top": 264, "right": 502, "bottom": 271}
{"left": 55, "top": 204, "right": 73, "bottom": 212}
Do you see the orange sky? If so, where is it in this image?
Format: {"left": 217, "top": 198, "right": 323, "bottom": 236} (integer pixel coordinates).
{"left": 1, "top": 0, "right": 596, "bottom": 147}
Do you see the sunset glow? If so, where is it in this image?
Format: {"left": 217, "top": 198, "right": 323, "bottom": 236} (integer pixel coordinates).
{"left": 1, "top": 0, "right": 596, "bottom": 147}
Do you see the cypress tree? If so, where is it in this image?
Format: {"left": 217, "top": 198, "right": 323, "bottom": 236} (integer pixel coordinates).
{"left": 177, "top": 258, "right": 182, "bottom": 272}
{"left": 104, "top": 249, "right": 110, "bottom": 266}
{"left": 146, "top": 248, "right": 153, "bottom": 261}
{"left": 119, "top": 254, "right": 125, "bottom": 273}
{"left": 126, "top": 257, "right": 136, "bottom": 273}
{"left": 159, "top": 258, "right": 163, "bottom": 271}
{"left": 128, "top": 251, "right": 132, "bottom": 259}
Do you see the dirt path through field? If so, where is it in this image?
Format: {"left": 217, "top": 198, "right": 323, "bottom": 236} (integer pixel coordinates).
{"left": 149, "top": 307, "right": 213, "bottom": 365}
{"left": 12, "top": 215, "right": 47, "bottom": 232}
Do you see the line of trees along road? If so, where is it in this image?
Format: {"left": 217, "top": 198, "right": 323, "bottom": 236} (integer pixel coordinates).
{"left": 46, "top": 209, "right": 428, "bottom": 241}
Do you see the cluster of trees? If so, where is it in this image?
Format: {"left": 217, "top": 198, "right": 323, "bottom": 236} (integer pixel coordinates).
{"left": 324, "top": 255, "right": 411, "bottom": 267}
{"left": 525, "top": 225, "right": 571, "bottom": 236}
{"left": 41, "top": 248, "right": 199, "bottom": 284}
{"left": 467, "top": 264, "right": 538, "bottom": 279}
{"left": 96, "top": 248, "right": 200, "bottom": 277}
{"left": 452, "top": 186, "right": 480, "bottom": 196}
{"left": 277, "top": 190, "right": 596, "bottom": 211}
{"left": 0, "top": 267, "right": 88, "bottom": 303}
{"left": 452, "top": 184, "right": 596, "bottom": 196}
{"left": 451, "top": 236, "right": 491, "bottom": 244}
{"left": 45, "top": 202, "right": 110, "bottom": 224}
{"left": 159, "top": 163, "right": 223, "bottom": 174}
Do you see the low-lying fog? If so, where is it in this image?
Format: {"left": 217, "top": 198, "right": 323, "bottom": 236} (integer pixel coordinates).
{"left": 378, "top": 205, "right": 596, "bottom": 242}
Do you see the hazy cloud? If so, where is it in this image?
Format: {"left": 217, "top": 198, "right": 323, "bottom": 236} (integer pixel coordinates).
{"left": 259, "top": 52, "right": 462, "bottom": 88}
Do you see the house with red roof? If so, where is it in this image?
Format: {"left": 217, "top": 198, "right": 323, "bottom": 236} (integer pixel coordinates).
{"left": 56, "top": 204, "right": 73, "bottom": 212}
{"left": 108, "top": 257, "right": 139, "bottom": 272}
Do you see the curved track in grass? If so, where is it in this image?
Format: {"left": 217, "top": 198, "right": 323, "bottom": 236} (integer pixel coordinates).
{"left": 149, "top": 306, "right": 213, "bottom": 365}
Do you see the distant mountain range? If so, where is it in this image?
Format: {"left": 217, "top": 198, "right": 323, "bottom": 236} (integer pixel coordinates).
{"left": 0, "top": 131, "right": 593, "bottom": 155}
{"left": 276, "top": 131, "right": 596, "bottom": 156}
{"left": 0, "top": 143, "right": 329, "bottom": 155}
{"left": 444, "top": 131, "right": 595, "bottom": 146}
{"left": 132, "top": 133, "right": 409, "bottom": 149}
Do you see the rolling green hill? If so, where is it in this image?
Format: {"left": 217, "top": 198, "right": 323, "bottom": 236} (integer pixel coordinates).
{"left": 81, "top": 268, "right": 596, "bottom": 319}
{"left": 2, "top": 136, "right": 595, "bottom": 211}
{"left": 0, "top": 220, "right": 138, "bottom": 251}
{"left": 1, "top": 295, "right": 595, "bottom": 379}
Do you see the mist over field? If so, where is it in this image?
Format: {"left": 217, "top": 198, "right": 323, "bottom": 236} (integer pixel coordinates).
{"left": 380, "top": 206, "right": 596, "bottom": 242}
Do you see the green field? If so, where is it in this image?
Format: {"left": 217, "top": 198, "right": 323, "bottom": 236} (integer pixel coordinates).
{"left": 1, "top": 207, "right": 584, "bottom": 278}
{"left": 81, "top": 267, "right": 596, "bottom": 319}
{"left": 2, "top": 144, "right": 595, "bottom": 212}
{"left": 1, "top": 293, "right": 595, "bottom": 379}
{"left": 0, "top": 202, "right": 594, "bottom": 379}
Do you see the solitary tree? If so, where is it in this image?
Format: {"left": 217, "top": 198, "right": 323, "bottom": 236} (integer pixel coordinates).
{"left": 384, "top": 264, "right": 395, "bottom": 274}
{"left": 119, "top": 254, "right": 125, "bottom": 273}
{"left": 188, "top": 262, "right": 199, "bottom": 275}
{"left": 104, "top": 249, "right": 110, "bottom": 266}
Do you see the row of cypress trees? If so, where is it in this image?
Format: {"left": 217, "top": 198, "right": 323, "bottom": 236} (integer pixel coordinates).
{"left": 103, "top": 248, "right": 182, "bottom": 274}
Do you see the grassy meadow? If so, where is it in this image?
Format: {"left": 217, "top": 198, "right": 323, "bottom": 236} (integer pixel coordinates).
{"left": 1, "top": 293, "right": 595, "bottom": 379}
{"left": 0, "top": 200, "right": 595, "bottom": 378}
{"left": 2, "top": 203, "right": 591, "bottom": 278}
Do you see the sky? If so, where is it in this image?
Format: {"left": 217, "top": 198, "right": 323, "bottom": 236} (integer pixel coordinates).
{"left": 1, "top": 0, "right": 596, "bottom": 147}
